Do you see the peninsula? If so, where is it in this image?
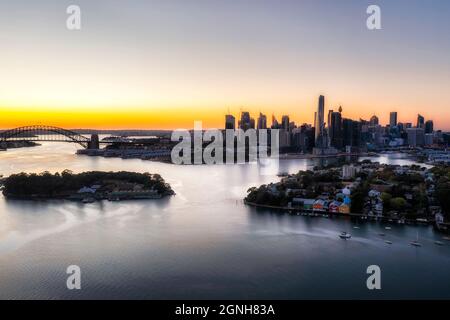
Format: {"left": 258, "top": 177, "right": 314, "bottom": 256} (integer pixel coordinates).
{"left": 1, "top": 170, "right": 174, "bottom": 202}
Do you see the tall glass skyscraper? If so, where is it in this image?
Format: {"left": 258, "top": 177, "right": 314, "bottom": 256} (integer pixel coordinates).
{"left": 315, "top": 95, "right": 325, "bottom": 146}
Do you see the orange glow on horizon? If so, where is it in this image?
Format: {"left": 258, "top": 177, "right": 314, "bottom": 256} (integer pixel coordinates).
{"left": 1, "top": 104, "right": 449, "bottom": 131}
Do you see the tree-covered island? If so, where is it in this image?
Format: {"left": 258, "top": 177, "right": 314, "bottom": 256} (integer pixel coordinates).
{"left": 1, "top": 170, "right": 174, "bottom": 202}
{"left": 245, "top": 161, "right": 450, "bottom": 227}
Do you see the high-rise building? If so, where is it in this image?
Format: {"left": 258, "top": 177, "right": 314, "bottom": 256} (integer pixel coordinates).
{"left": 314, "top": 95, "right": 325, "bottom": 146}
{"left": 225, "top": 114, "right": 235, "bottom": 129}
{"left": 329, "top": 112, "right": 343, "bottom": 149}
{"left": 239, "top": 111, "right": 252, "bottom": 130}
{"left": 407, "top": 128, "right": 425, "bottom": 146}
{"left": 342, "top": 119, "right": 361, "bottom": 148}
{"left": 425, "top": 120, "right": 434, "bottom": 134}
{"left": 271, "top": 115, "right": 279, "bottom": 129}
{"left": 417, "top": 114, "right": 425, "bottom": 128}
{"left": 370, "top": 115, "right": 379, "bottom": 126}
{"left": 327, "top": 110, "right": 334, "bottom": 129}
{"left": 257, "top": 113, "right": 267, "bottom": 130}
{"left": 281, "top": 115, "right": 290, "bottom": 131}
{"left": 390, "top": 112, "right": 398, "bottom": 127}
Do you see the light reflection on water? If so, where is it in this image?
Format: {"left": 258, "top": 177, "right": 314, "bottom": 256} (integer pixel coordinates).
{"left": 0, "top": 142, "right": 449, "bottom": 299}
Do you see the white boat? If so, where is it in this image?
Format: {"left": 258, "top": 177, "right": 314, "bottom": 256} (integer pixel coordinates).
{"left": 339, "top": 232, "right": 351, "bottom": 239}
{"left": 385, "top": 227, "right": 392, "bottom": 230}
{"left": 353, "top": 226, "right": 360, "bottom": 229}
{"left": 434, "top": 241, "right": 444, "bottom": 246}
{"left": 385, "top": 240, "right": 393, "bottom": 245}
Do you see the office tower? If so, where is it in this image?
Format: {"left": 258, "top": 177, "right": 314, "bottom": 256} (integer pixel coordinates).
{"left": 271, "top": 115, "right": 279, "bottom": 129}
{"left": 407, "top": 128, "right": 425, "bottom": 146}
{"left": 281, "top": 115, "right": 290, "bottom": 131}
{"left": 424, "top": 134, "right": 434, "bottom": 145}
{"left": 342, "top": 119, "right": 361, "bottom": 148}
{"left": 239, "top": 111, "right": 251, "bottom": 130}
{"left": 314, "top": 95, "right": 325, "bottom": 145}
{"left": 370, "top": 115, "right": 379, "bottom": 126}
{"left": 405, "top": 123, "right": 412, "bottom": 129}
{"left": 330, "top": 112, "right": 343, "bottom": 149}
{"left": 342, "top": 119, "right": 353, "bottom": 147}
{"left": 328, "top": 110, "right": 334, "bottom": 129}
{"left": 425, "top": 120, "right": 434, "bottom": 134}
{"left": 225, "top": 114, "right": 235, "bottom": 129}
{"left": 390, "top": 112, "right": 398, "bottom": 127}
{"left": 417, "top": 114, "right": 425, "bottom": 128}
{"left": 257, "top": 113, "right": 267, "bottom": 130}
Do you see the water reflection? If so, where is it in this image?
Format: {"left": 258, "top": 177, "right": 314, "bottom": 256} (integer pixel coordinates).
{"left": 0, "top": 142, "right": 449, "bottom": 299}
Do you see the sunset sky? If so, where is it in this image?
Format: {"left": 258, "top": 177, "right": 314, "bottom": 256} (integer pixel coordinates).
{"left": 1, "top": 0, "right": 450, "bottom": 130}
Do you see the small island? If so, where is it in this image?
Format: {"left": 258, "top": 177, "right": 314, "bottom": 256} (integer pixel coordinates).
{"left": 245, "top": 161, "right": 450, "bottom": 230}
{"left": 1, "top": 170, "right": 174, "bottom": 202}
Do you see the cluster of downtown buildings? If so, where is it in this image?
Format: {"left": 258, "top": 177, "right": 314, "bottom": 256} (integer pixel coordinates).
{"left": 224, "top": 95, "right": 447, "bottom": 154}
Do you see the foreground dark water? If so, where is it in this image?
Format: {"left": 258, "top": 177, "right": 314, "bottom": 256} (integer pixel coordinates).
{"left": 0, "top": 142, "right": 449, "bottom": 299}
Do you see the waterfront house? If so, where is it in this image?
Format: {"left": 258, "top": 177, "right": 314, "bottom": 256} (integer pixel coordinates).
{"left": 339, "top": 203, "right": 350, "bottom": 214}
{"left": 329, "top": 201, "right": 342, "bottom": 213}
{"left": 292, "top": 198, "right": 315, "bottom": 210}
{"left": 313, "top": 199, "right": 326, "bottom": 211}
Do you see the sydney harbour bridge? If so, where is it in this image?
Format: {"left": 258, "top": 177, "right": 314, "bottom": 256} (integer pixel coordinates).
{"left": 0, "top": 125, "right": 101, "bottom": 149}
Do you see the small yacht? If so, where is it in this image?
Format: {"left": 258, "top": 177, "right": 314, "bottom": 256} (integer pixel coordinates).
{"left": 353, "top": 226, "right": 360, "bottom": 229}
{"left": 339, "top": 232, "right": 352, "bottom": 239}
{"left": 385, "top": 227, "right": 392, "bottom": 230}
{"left": 385, "top": 240, "right": 393, "bottom": 245}
{"left": 434, "top": 241, "right": 444, "bottom": 246}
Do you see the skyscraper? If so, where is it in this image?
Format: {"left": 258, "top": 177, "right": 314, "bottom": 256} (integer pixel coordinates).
{"left": 315, "top": 95, "right": 325, "bottom": 145}
{"left": 257, "top": 113, "right": 267, "bottom": 130}
{"left": 407, "top": 128, "right": 425, "bottom": 146}
{"left": 281, "top": 115, "right": 290, "bottom": 131}
{"left": 417, "top": 114, "right": 425, "bottom": 128}
{"left": 327, "top": 109, "right": 334, "bottom": 129}
{"left": 329, "top": 112, "right": 343, "bottom": 149}
{"left": 390, "top": 112, "right": 398, "bottom": 127}
{"left": 425, "top": 120, "right": 434, "bottom": 134}
{"left": 239, "top": 111, "right": 252, "bottom": 130}
{"left": 370, "top": 115, "right": 379, "bottom": 126}
{"left": 271, "top": 115, "right": 279, "bottom": 129}
{"left": 225, "top": 114, "right": 235, "bottom": 129}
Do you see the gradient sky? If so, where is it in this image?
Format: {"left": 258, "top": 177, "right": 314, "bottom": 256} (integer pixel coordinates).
{"left": 1, "top": 0, "right": 449, "bottom": 130}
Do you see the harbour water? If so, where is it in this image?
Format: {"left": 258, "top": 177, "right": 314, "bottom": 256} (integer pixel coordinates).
{"left": 0, "top": 142, "right": 449, "bottom": 299}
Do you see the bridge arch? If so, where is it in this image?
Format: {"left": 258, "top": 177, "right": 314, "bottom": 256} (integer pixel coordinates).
{"left": 0, "top": 125, "right": 91, "bottom": 148}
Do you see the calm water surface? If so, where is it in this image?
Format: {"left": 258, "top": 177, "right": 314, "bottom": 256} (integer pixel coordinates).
{"left": 0, "top": 142, "right": 449, "bottom": 299}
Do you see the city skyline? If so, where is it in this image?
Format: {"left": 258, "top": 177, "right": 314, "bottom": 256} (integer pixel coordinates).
{"left": 1, "top": 0, "right": 450, "bottom": 130}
